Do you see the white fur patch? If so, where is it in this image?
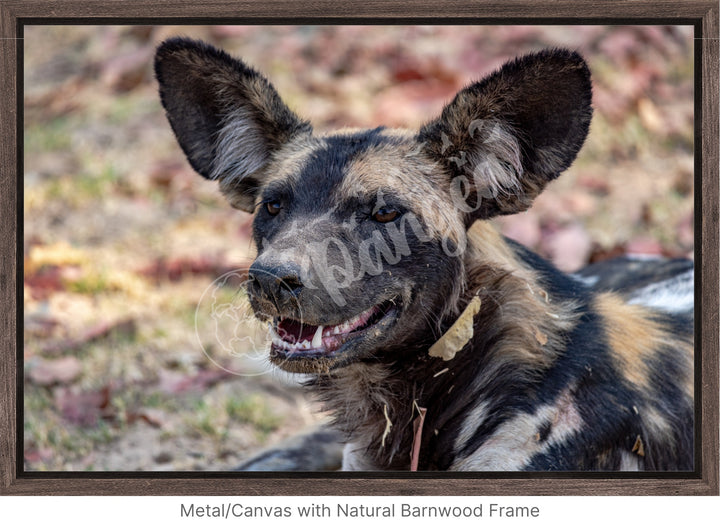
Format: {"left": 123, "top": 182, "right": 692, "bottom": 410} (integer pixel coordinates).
{"left": 341, "top": 441, "right": 380, "bottom": 471}
{"left": 469, "top": 120, "right": 523, "bottom": 199}
{"left": 627, "top": 270, "right": 694, "bottom": 314}
{"left": 570, "top": 273, "right": 599, "bottom": 287}
{"left": 451, "top": 412, "right": 542, "bottom": 471}
{"left": 211, "top": 106, "right": 268, "bottom": 183}
{"left": 450, "top": 388, "right": 583, "bottom": 471}
{"left": 452, "top": 401, "right": 490, "bottom": 456}
{"left": 619, "top": 450, "right": 642, "bottom": 471}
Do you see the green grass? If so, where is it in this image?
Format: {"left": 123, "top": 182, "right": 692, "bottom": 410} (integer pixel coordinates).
{"left": 226, "top": 395, "right": 281, "bottom": 437}
{"left": 65, "top": 271, "right": 111, "bottom": 294}
{"left": 76, "top": 164, "right": 120, "bottom": 198}
{"left": 29, "top": 163, "right": 120, "bottom": 209}
{"left": 184, "top": 394, "right": 282, "bottom": 443}
{"left": 186, "top": 398, "right": 225, "bottom": 439}
{"left": 24, "top": 116, "right": 73, "bottom": 153}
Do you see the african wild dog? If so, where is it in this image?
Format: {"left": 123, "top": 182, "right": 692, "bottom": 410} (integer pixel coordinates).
{"left": 155, "top": 38, "right": 694, "bottom": 471}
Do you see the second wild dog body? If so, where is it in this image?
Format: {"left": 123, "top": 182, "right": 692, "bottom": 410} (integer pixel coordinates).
{"left": 155, "top": 39, "right": 694, "bottom": 471}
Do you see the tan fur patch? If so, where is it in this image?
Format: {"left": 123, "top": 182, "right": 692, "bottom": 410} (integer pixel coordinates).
{"left": 264, "top": 134, "right": 325, "bottom": 185}
{"left": 337, "top": 132, "right": 467, "bottom": 246}
{"left": 594, "top": 293, "right": 666, "bottom": 391}
{"left": 465, "top": 221, "right": 530, "bottom": 277}
{"left": 461, "top": 221, "right": 579, "bottom": 377}
{"left": 220, "top": 133, "right": 322, "bottom": 211}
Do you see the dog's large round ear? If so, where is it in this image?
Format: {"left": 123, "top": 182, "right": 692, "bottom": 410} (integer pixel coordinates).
{"left": 155, "top": 38, "right": 312, "bottom": 212}
{"left": 418, "top": 49, "right": 592, "bottom": 223}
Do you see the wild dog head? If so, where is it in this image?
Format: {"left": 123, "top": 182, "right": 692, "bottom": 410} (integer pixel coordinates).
{"left": 155, "top": 38, "right": 592, "bottom": 374}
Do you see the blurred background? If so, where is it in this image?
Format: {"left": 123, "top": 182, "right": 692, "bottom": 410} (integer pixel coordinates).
{"left": 23, "top": 25, "right": 694, "bottom": 471}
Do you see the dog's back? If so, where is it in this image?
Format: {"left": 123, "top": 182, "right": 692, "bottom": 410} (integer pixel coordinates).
{"left": 437, "top": 229, "right": 693, "bottom": 471}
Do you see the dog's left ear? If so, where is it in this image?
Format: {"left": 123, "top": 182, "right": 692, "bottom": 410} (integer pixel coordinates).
{"left": 418, "top": 49, "right": 592, "bottom": 222}
{"left": 155, "top": 38, "right": 311, "bottom": 212}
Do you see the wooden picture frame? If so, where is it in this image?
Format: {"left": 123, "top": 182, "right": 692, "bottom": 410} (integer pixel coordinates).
{"left": 1, "top": 0, "right": 717, "bottom": 496}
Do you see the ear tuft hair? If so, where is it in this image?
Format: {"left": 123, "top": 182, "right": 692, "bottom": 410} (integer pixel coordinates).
{"left": 155, "top": 37, "right": 311, "bottom": 212}
{"left": 418, "top": 49, "right": 593, "bottom": 222}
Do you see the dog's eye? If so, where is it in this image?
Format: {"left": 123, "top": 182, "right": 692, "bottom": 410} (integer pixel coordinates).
{"left": 372, "top": 206, "right": 400, "bottom": 223}
{"left": 265, "top": 200, "right": 282, "bottom": 215}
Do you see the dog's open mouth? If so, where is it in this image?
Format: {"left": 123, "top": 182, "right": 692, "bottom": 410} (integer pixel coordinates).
{"left": 267, "top": 300, "right": 398, "bottom": 368}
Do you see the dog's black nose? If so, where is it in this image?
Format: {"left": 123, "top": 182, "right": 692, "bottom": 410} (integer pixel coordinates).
{"left": 248, "top": 261, "right": 304, "bottom": 307}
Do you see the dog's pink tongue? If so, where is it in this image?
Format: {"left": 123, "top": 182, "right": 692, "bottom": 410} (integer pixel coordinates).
{"left": 277, "top": 318, "right": 317, "bottom": 343}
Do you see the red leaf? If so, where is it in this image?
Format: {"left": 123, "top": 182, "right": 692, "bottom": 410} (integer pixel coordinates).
{"left": 138, "top": 256, "right": 250, "bottom": 284}
{"left": 24, "top": 265, "right": 64, "bottom": 299}
{"left": 34, "top": 318, "right": 136, "bottom": 357}
{"left": 27, "top": 356, "right": 82, "bottom": 386}
{"left": 54, "top": 386, "right": 114, "bottom": 427}
{"left": 126, "top": 407, "right": 167, "bottom": 429}
{"left": 577, "top": 174, "right": 611, "bottom": 196}
{"left": 157, "top": 368, "right": 233, "bottom": 395}
{"left": 24, "top": 447, "right": 54, "bottom": 465}
{"left": 99, "top": 45, "right": 154, "bottom": 93}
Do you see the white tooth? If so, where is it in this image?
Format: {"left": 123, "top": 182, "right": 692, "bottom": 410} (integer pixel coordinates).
{"left": 300, "top": 340, "right": 311, "bottom": 349}
{"left": 268, "top": 324, "right": 282, "bottom": 342}
{"left": 333, "top": 326, "right": 340, "bottom": 335}
{"left": 312, "top": 326, "right": 324, "bottom": 348}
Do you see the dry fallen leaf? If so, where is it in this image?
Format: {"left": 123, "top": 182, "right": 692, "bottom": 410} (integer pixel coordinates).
{"left": 99, "top": 45, "right": 154, "bottom": 93}
{"left": 34, "top": 318, "right": 137, "bottom": 358}
{"left": 24, "top": 447, "right": 54, "bottom": 464}
{"left": 138, "top": 256, "right": 251, "bottom": 284}
{"left": 157, "top": 368, "right": 234, "bottom": 395}
{"left": 24, "top": 266, "right": 65, "bottom": 300}
{"left": 535, "top": 329, "right": 548, "bottom": 346}
{"left": 127, "top": 407, "right": 167, "bottom": 429}
{"left": 638, "top": 97, "right": 664, "bottom": 133}
{"left": 632, "top": 434, "right": 645, "bottom": 457}
{"left": 27, "top": 356, "right": 82, "bottom": 386}
{"left": 54, "top": 385, "right": 113, "bottom": 427}
{"left": 26, "top": 241, "right": 89, "bottom": 275}
{"left": 429, "top": 295, "right": 481, "bottom": 361}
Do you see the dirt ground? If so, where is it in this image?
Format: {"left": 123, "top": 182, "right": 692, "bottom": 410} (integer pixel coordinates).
{"left": 22, "top": 24, "right": 694, "bottom": 471}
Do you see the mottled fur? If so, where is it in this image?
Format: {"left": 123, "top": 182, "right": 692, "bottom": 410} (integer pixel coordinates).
{"left": 156, "top": 39, "right": 693, "bottom": 471}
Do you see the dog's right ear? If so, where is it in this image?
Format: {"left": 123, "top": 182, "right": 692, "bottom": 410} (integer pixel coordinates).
{"left": 155, "top": 38, "right": 311, "bottom": 212}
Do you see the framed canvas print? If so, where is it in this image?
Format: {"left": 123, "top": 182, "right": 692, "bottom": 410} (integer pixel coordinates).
{"left": 1, "top": 0, "right": 717, "bottom": 499}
